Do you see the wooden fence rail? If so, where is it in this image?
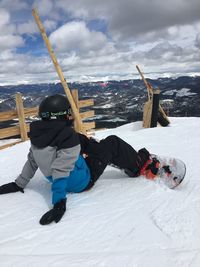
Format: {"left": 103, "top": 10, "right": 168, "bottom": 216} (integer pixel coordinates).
{"left": 0, "top": 107, "right": 39, "bottom": 122}
{"left": 0, "top": 90, "right": 95, "bottom": 150}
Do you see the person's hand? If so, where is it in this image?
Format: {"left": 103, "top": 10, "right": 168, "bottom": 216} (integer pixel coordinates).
{"left": 0, "top": 182, "right": 24, "bottom": 194}
{"left": 39, "top": 199, "right": 66, "bottom": 225}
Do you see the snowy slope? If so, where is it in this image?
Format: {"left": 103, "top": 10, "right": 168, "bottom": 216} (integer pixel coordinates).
{"left": 0, "top": 117, "right": 200, "bottom": 267}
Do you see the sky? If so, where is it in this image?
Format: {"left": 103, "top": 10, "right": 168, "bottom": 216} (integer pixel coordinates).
{"left": 0, "top": 0, "right": 200, "bottom": 85}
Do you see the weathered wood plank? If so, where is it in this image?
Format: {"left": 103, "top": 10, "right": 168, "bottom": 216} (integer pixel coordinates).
{"left": 24, "top": 107, "right": 38, "bottom": 117}
{"left": 0, "top": 110, "right": 18, "bottom": 122}
{"left": 0, "top": 107, "right": 38, "bottom": 122}
{"left": 0, "top": 126, "right": 21, "bottom": 139}
{"left": 79, "top": 99, "right": 94, "bottom": 108}
{"left": 80, "top": 110, "right": 95, "bottom": 119}
{"left": 83, "top": 121, "right": 95, "bottom": 131}
{"left": 143, "top": 101, "right": 152, "bottom": 128}
{"left": 0, "top": 124, "right": 30, "bottom": 139}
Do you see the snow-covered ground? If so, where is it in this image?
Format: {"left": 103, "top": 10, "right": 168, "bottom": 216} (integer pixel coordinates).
{"left": 163, "top": 88, "right": 197, "bottom": 97}
{"left": 0, "top": 117, "right": 200, "bottom": 267}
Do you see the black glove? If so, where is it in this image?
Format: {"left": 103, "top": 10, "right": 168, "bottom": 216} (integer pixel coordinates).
{"left": 39, "top": 199, "right": 66, "bottom": 225}
{"left": 0, "top": 182, "right": 24, "bottom": 194}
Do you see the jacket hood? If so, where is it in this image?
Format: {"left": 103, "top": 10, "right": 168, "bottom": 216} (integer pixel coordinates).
{"left": 29, "top": 120, "right": 79, "bottom": 149}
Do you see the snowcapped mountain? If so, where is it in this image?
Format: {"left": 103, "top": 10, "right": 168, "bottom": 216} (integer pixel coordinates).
{"left": 0, "top": 76, "right": 200, "bottom": 129}
{"left": 0, "top": 117, "right": 199, "bottom": 267}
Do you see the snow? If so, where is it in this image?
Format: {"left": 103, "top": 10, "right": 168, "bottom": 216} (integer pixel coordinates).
{"left": 0, "top": 117, "right": 200, "bottom": 267}
{"left": 176, "top": 88, "right": 197, "bottom": 97}
{"left": 101, "top": 117, "right": 127, "bottom": 122}
{"left": 0, "top": 138, "right": 20, "bottom": 146}
{"left": 94, "top": 103, "right": 115, "bottom": 109}
{"left": 163, "top": 88, "right": 197, "bottom": 97}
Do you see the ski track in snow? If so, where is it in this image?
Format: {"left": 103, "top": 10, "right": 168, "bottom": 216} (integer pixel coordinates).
{"left": 0, "top": 117, "right": 200, "bottom": 267}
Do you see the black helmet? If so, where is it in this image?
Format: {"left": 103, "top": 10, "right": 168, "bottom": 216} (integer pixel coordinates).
{"left": 39, "top": 94, "right": 71, "bottom": 120}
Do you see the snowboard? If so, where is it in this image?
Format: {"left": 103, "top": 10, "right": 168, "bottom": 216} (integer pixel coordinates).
{"left": 142, "top": 154, "right": 186, "bottom": 189}
{"left": 109, "top": 155, "right": 186, "bottom": 189}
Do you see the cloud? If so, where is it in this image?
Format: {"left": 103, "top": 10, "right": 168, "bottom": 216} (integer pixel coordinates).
{"left": 17, "top": 20, "right": 38, "bottom": 35}
{"left": 16, "top": 19, "right": 57, "bottom": 35}
{"left": 0, "top": 0, "right": 200, "bottom": 84}
{"left": 32, "top": 0, "right": 54, "bottom": 16}
{"left": 107, "top": 0, "right": 200, "bottom": 41}
{"left": 49, "top": 21, "right": 109, "bottom": 54}
{"left": 0, "top": 52, "right": 57, "bottom": 84}
{"left": 0, "top": 9, "right": 10, "bottom": 27}
{"left": 145, "top": 42, "right": 183, "bottom": 60}
{"left": 195, "top": 33, "right": 200, "bottom": 49}
{"left": 0, "top": 35, "right": 24, "bottom": 50}
{"left": 0, "top": 0, "right": 28, "bottom": 11}
{"left": 0, "top": 9, "right": 24, "bottom": 51}
{"left": 43, "top": 19, "right": 57, "bottom": 31}
{"left": 53, "top": 0, "right": 200, "bottom": 41}
{"left": 32, "top": 0, "right": 61, "bottom": 20}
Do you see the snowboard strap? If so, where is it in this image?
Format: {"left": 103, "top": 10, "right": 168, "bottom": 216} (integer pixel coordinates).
{"left": 140, "top": 157, "right": 160, "bottom": 180}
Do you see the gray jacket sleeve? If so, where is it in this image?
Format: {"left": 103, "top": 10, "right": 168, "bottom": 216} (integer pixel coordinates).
{"left": 52, "top": 145, "right": 80, "bottom": 179}
{"left": 15, "top": 148, "right": 38, "bottom": 188}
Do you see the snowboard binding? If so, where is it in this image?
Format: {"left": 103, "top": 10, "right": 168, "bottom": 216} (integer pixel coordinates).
{"left": 140, "top": 156, "right": 160, "bottom": 180}
{"left": 141, "top": 154, "right": 186, "bottom": 189}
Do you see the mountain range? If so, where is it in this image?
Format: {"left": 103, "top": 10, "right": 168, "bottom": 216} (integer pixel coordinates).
{"left": 0, "top": 76, "right": 200, "bottom": 129}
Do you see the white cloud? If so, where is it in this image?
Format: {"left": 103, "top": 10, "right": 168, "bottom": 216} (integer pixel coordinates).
{"left": 0, "top": 0, "right": 200, "bottom": 84}
{"left": 32, "top": 0, "right": 54, "bottom": 16}
{"left": 0, "top": 9, "right": 24, "bottom": 51}
{"left": 0, "top": 52, "right": 57, "bottom": 84}
{"left": 145, "top": 42, "right": 183, "bottom": 60}
{"left": 0, "top": 35, "right": 24, "bottom": 50}
{"left": 195, "top": 33, "right": 200, "bottom": 49}
{"left": 53, "top": 0, "right": 200, "bottom": 40}
{"left": 32, "top": 0, "right": 61, "bottom": 20}
{"left": 0, "top": 9, "right": 10, "bottom": 27}
{"left": 16, "top": 19, "right": 57, "bottom": 35}
{"left": 49, "top": 21, "right": 109, "bottom": 54}
{"left": 43, "top": 19, "right": 57, "bottom": 31}
{"left": 17, "top": 20, "right": 38, "bottom": 35}
{"left": 0, "top": 0, "right": 28, "bottom": 11}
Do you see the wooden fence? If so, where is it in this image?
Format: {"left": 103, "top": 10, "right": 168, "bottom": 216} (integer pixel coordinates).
{"left": 136, "top": 65, "right": 170, "bottom": 128}
{"left": 0, "top": 90, "right": 95, "bottom": 150}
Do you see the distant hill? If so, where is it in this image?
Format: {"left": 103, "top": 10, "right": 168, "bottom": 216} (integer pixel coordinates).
{"left": 0, "top": 76, "right": 200, "bottom": 129}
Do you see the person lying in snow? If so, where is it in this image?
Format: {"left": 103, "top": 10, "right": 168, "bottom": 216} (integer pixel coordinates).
{"left": 0, "top": 94, "right": 158, "bottom": 225}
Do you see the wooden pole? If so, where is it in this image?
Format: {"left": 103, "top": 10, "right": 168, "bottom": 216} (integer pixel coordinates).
{"left": 136, "top": 64, "right": 170, "bottom": 126}
{"left": 136, "top": 65, "right": 151, "bottom": 100}
{"left": 15, "top": 93, "right": 28, "bottom": 141}
{"left": 71, "top": 89, "right": 80, "bottom": 132}
{"left": 32, "top": 8, "right": 86, "bottom": 134}
{"left": 143, "top": 100, "right": 152, "bottom": 128}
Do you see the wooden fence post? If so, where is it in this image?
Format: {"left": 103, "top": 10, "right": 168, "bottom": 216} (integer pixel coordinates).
{"left": 71, "top": 90, "right": 80, "bottom": 132}
{"left": 143, "top": 100, "right": 152, "bottom": 128}
{"left": 15, "top": 93, "right": 28, "bottom": 141}
{"left": 136, "top": 64, "right": 170, "bottom": 127}
{"left": 136, "top": 64, "right": 151, "bottom": 101}
{"left": 150, "top": 89, "right": 160, "bottom": 127}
